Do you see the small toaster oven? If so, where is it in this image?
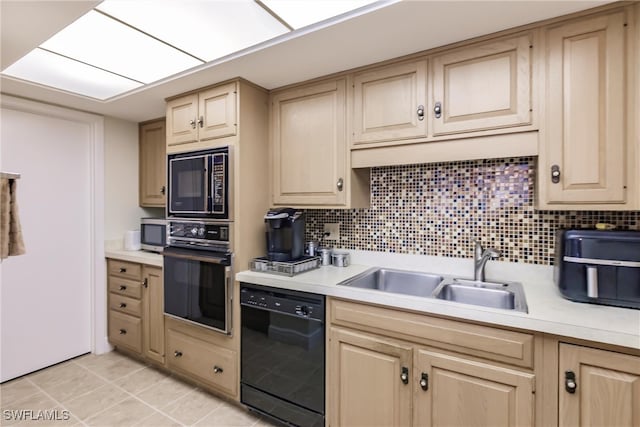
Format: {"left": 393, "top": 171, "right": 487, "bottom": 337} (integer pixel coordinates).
{"left": 555, "top": 229, "right": 640, "bottom": 310}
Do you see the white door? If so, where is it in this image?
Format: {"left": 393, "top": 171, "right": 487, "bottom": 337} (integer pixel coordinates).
{"left": 1, "top": 107, "right": 92, "bottom": 382}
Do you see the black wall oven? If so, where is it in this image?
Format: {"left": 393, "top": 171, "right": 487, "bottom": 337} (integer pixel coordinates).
{"left": 240, "top": 283, "right": 325, "bottom": 427}
{"left": 168, "top": 146, "right": 231, "bottom": 219}
{"left": 164, "top": 220, "right": 233, "bottom": 334}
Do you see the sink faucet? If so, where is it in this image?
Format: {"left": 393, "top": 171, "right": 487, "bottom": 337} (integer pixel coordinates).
{"left": 473, "top": 240, "right": 501, "bottom": 282}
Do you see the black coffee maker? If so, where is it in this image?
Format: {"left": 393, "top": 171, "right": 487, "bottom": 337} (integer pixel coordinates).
{"left": 264, "top": 208, "right": 305, "bottom": 261}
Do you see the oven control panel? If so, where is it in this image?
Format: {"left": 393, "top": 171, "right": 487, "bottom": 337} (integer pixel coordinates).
{"left": 168, "top": 220, "right": 231, "bottom": 251}
{"left": 240, "top": 284, "right": 325, "bottom": 322}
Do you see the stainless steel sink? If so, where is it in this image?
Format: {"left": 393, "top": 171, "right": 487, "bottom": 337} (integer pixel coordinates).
{"left": 433, "top": 278, "right": 528, "bottom": 313}
{"left": 338, "top": 268, "right": 443, "bottom": 297}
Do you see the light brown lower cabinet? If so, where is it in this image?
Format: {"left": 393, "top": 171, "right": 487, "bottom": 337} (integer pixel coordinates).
{"left": 558, "top": 343, "right": 640, "bottom": 427}
{"left": 107, "top": 260, "right": 164, "bottom": 365}
{"left": 329, "top": 327, "right": 412, "bottom": 427}
{"left": 415, "top": 349, "right": 535, "bottom": 427}
{"left": 328, "top": 325, "right": 535, "bottom": 427}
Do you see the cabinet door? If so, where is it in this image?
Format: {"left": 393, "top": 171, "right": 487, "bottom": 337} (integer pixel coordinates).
{"left": 142, "top": 266, "right": 164, "bottom": 364}
{"left": 352, "top": 60, "right": 427, "bottom": 144}
{"left": 271, "top": 79, "right": 347, "bottom": 206}
{"left": 415, "top": 349, "right": 535, "bottom": 427}
{"left": 559, "top": 344, "right": 640, "bottom": 427}
{"left": 139, "top": 119, "right": 166, "bottom": 207}
{"left": 328, "top": 327, "right": 412, "bottom": 427}
{"left": 198, "top": 82, "right": 237, "bottom": 141}
{"left": 432, "top": 34, "right": 532, "bottom": 136}
{"left": 166, "top": 94, "right": 198, "bottom": 146}
{"left": 543, "top": 12, "right": 626, "bottom": 204}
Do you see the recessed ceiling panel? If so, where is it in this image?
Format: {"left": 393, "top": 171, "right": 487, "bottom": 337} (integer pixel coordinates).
{"left": 96, "top": 0, "right": 290, "bottom": 62}
{"left": 262, "top": 0, "right": 379, "bottom": 29}
{"left": 2, "top": 48, "right": 142, "bottom": 100}
{"left": 40, "top": 10, "right": 202, "bottom": 83}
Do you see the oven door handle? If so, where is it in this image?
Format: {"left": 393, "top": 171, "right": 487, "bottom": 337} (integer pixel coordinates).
{"left": 163, "top": 251, "right": 229, "bottom": 265}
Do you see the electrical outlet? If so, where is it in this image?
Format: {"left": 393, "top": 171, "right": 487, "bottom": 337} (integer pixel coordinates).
{"left": 323, "top": 223, "right": 340, "bottom": 241}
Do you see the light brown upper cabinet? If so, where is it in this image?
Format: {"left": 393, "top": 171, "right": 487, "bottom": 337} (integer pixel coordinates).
{"left": 539, "top": 10, "right": 634, "bottom": 209}
{"left": 139, "top": 119, "right": 166, "bottom": 207}
{"left": 352, "top": 59, "right": 427, "bottom": 145}
{"left": 431, "top": 34, "right": 532, "bottom": 136}
{"left": 166, "top": 82, "right": 237, "bottom": 149}
{"left": 270, "top": 78, "right": 370, "bottom": 208}
{"left": 559, "top": 343, "right": 640, "bottom": 427}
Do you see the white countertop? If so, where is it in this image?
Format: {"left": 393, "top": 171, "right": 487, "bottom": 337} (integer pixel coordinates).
{"left": 236, "top": 250, "right": 640, "bottom": 350}
{"left": 105, "top": 240, "right": 163, "bottom": 267}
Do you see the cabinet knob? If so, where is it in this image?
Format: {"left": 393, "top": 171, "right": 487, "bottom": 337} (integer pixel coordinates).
{"left": 174, "top": 350, "right": 183, "bottom": 358}
{"left": 336, "top": 178, "right": 344, "bottom": 192}
{"left": 565, "top": 371, "right": 577, "bottom": 393}
{"left": 161, "top": 185, "right": 166, "bottom": 195}
{"left": 190, "top": 119, "right": 196, "bottom": 129}
{"left": 119, "top": 285, "right": 127, "bottom": 291}
{"left": 420, "top": 373, "right": 429, "bottom": 391}
{"left": 142, "top": 278, "right": 148, "bottom": 288}
{"left": 551, "top": 165, "right": 561, "bottom": 184}
{"left": 400, "top": 367, "right": 409, "bottom": 385}
{"left": 213, "top": 365, "right": 223, "bottom": 374}
{"left": 119, "top": 329, "right": 127, "bottom": 335}
{"left": 434, "top": 102, "right": 442, "bottom": 119}
{"left": 198, "top": 116, "right": 204, "bottom": 128}
{"left": 119, "top": 303, "right": 127, "bottom": 308}
{"left": 417, "top": 105, "right": 425, "bottom": 121}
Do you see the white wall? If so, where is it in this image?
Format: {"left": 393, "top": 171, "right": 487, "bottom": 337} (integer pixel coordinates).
{"left": 104, "top": 116, "right": 162, "bottom": 243}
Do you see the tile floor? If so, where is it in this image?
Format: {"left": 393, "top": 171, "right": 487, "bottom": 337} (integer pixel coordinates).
{"left": 1, "top": 351, "right": 276, "bottom": 426}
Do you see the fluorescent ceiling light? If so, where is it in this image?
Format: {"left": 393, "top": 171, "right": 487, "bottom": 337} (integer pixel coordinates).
{"left": 3, "top": 48, "right": 142, "bottom": 100}
{"left": 261, "top": 0, "right": 379, "bottom": 29}
{"left": 41, "top": 10, "right": 202, "bottom": 84}
{"left": 1, "top": 0, "right": 386, "bottom": 100}
{"left": 96, "top": 0, "right": 290, "bottom": 62}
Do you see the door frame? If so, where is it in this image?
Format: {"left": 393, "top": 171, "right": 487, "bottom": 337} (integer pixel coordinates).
{"left": 0, "top": 94, "right": 108, "bottom": 355}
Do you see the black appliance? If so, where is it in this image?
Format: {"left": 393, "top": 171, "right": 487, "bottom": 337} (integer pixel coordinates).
{"left": 163, "top": 219, "right": 233, "bottom": 334}
{"left": 168, "top": 147, "right": 231, "bottom": 219}
{"left": 555, "top": 229, "right": 640, "bottom": 309}
{"left": 140, "top": 218, "right": 166, "bottom": 253}
{"left": 265, "top": 208, "right": 305, "bottom": 262}
{"left": 240, "top": 283, "right": 325, "bottom": 427}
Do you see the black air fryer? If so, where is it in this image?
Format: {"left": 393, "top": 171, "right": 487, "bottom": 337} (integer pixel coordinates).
{"left": 264, "top": 208, "right": 305, "bottom": 261}
{"left": 555, "top": 229, "right": 640, "bottom": 309}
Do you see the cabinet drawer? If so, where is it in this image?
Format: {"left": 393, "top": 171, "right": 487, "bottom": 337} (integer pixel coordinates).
{"left": 109, "top": 277, "right": 143, "bottom": 299}
{"left": 166, "top": 328, "right": 237, "bottom": 396}
{"left": 330, "top": 299, "right": 534, "bottom": 368}
{"left": 109, "top": 293, "right": 142, "bottom": 317}
{"left": 108, "top": 260, "right": 142, "bottom": 280}
{"left": 109, "top": 310, "right": 142, "bottom": 354}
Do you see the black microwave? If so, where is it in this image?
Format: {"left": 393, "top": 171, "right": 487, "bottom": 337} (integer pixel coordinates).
{"left": 140, "top": 218, "right": 166, "bottom": 252}
{"left": 168, "top": 147, "right": 232, "bottom": 220}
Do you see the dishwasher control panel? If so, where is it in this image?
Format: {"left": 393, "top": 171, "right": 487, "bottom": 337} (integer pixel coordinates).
{"left": 240, "top": 283, "right": 325, "bottom": 321}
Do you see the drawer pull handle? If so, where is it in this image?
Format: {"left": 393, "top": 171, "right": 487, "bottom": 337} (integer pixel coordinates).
{"left": 565, "top": 371, "right": 577, "bottom": 394}
{"left": 119, "top": 267, "right": 127, "bottom": 273}
{"left": 213, "top": 366, "right": 223, "bottom": 374}
{"left": 119, "top": 285, "right": 127, "bottom": 291}
{"left": 174, "top": 351, "right": 183, "bottom": 358}
{"left": 119, "top": 303, "right": 127, "bottom": 308}
{"left": 400, "top": 367, "right": 409, "bottom": 385}
{"left": 119, "top": 329, "right": 127, "bottom": 335}
{"left": 142, "top": 278, "right": 148, "bottom": 288}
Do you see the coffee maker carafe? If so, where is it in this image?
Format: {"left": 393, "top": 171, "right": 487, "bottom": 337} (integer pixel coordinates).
{"left": 264, "top": 208, "right": 305, "bottom": 261}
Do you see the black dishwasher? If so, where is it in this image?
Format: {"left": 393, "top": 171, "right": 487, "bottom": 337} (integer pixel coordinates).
{"left": 240, "top": 283, "right": 325, "bottom": 427}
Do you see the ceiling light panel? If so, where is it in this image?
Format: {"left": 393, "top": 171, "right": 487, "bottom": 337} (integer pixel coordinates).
{"left": 2, "top": 48, "right": 142, "bottom": 100}
{"left": 40, "top": 10, "right": 202, "bottom": 84}
{"left": 261, "top": 0, "right": 379, "bottom": 29}
{"left": 96, "top": 0, "right": 290, "bottom": 62}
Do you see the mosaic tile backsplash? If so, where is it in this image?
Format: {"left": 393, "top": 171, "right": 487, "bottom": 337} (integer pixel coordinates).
{"left": 304, "top": 157, "right": 639, "bottom": 265}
